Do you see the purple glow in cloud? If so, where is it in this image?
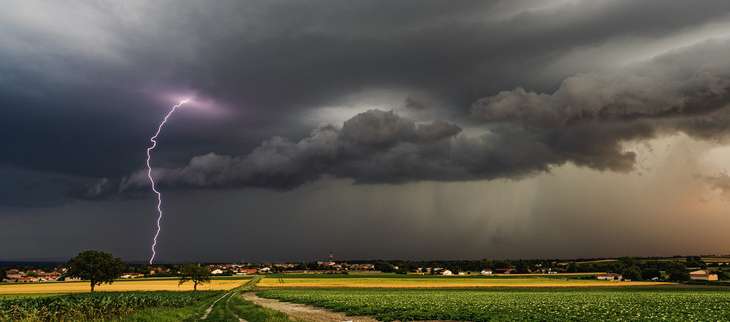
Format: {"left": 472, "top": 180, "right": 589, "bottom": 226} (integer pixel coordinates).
{"left": 147, "top": 99, "right": 189, "bottom": 264}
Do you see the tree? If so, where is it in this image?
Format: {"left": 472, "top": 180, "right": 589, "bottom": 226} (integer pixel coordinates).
{"left": 516, "top": 261, "right": 531, "bottom": 274}
{"left": 619, "top": 256, "right": 637, "bottom": 268}
{"left": 493, "top": 260, "right": 511, "bottom": 269}
{"left": 566, "top": 262, "right": 579, "bottom": 273}
{"left": 666, "top": 261, "right": 690, "bottom": 281}
{"left": 641, "top": 267, "right": 662, "bottom": 280}
{"left": 621, "top": 265, "right": 642, "bottom": 281}
{"left": 0, "top": 267, "right": 6, "bottom": 281}
{"left": 179, "top": 264, "right": 211, "bottom": 291}
{"left": 65, "top": 250, "right": 126, "bottom": 292}
{"left": 374, "top": 261, "right": 395, "bottom": 273}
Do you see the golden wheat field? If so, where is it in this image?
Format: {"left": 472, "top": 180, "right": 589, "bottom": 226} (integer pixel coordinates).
{"left": 0, "top": 278, "right": 247, "bottom": 295}
{"left": 257, "top": 275, "right": 674, "bottom": 288}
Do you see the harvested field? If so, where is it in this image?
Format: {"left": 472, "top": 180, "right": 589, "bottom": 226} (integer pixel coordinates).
{"left": 0, "top": 278, "right": 248, "bottom": 294}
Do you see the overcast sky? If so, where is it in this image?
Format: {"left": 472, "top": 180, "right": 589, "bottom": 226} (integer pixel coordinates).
{"left": 2, "top": 0, "right": 730, "bottom": 263}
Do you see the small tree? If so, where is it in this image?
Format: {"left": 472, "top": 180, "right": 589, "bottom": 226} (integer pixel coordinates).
{"left": 179, "top": 264, "right": 211, "bottom": 291}
{"left": 65, "top": 250, "right": 125, "bottom": 292}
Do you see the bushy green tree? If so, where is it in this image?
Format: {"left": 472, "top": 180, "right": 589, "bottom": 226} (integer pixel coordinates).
{"left": 516, "top": 261, "right": 531, "bottom": 274}
{"left": 65, "top": 250, "right": 126, "bottom": 292}
{"left": 0, "top": 267, "right": 6, "bottom": 281}
{"left": 493, "top": 260, "right": 511, "bottom": 269}
{"left": 375, "top": 261, "right": 395, "bottom": 273}
{"left": 619, "top": 256, "right": 637, "bottom": 268}
{"left": 666, "top": 261, "right": 690, "bottom": 281}
{"left": 641, "top": 267, "right": 662, "bottom": 280}
{"left": 621, "top": 266, "right": 642, "bottom": 281}
{"left": 566, "top": 262, "right": 579, "bottom": 273}
{"left": 179, "top": 264, "right": 211, "bottom": 291}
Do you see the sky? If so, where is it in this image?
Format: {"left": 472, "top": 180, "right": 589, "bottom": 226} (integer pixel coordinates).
{"left": 2, "top": 0, "right": 730, "bottom": 263}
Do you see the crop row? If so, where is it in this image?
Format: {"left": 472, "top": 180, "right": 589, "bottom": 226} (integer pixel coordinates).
{"left": 0, "top": 290, "right": 221, "bottom": 321}
{"left": 257, "top": 288, "right": 730, "bottom": 321}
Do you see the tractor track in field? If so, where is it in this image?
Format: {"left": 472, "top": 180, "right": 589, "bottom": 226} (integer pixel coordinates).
{"left": 242, "top": 292, "right": 377, "bottom": 322}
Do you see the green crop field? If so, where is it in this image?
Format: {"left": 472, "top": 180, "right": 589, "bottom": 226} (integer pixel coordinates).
{"left": 257, "top": 287, "right": 730, "bottom": 321}
{"left": 0, "top": 290, "right": 221, "bottom": 321}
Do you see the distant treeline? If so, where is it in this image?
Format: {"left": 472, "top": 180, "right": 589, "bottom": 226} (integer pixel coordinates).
{"left": 331, "top": 256, "right": 730, "bottom": 281}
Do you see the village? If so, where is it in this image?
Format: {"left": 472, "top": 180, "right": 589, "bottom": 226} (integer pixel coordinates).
{"left": 2, "top": 253, "right": 727, "bottom": 284}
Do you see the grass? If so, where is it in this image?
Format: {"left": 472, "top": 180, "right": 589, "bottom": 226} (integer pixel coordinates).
{"left": 197, "top": 276, "right": 293, "bottom": 321}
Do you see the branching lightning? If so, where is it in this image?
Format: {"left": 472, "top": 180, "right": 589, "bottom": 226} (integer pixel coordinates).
{"left": 147, "top": 99, "right": 189, "bottom": 264}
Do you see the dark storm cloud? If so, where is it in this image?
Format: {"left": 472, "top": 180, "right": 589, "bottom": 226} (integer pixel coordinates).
{"left": 119, "top": 38, "right": 730, "bottom": 192}
{"left": 192, "top": 0, "right": 730, "bottom": 116}
{"left": 469, "top": 38, "right": 730, "bottom": 171}
{"left": 471, "top": 39, "right": 730, "bottom": 129}
{"left": 120, "top": 110, "right": 463, "bottom": 190}
{"left": 2, "top": 0, "right": 730, "bottom": 186}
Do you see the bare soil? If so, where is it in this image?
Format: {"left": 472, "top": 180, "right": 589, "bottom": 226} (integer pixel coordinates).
{"left": 242, "top": 292, "right": 377, "bottom": 322}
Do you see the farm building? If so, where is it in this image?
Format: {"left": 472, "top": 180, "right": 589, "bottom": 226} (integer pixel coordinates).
{"left": 690, "top": 270, "right": 718, "bottom": 281}
{"left": 597, "top": 273, "right": 622, "bottom": 281}
{"left": 442, "top": 270, "right": 453, "bottom": 275}
{"left": 121, "top": 273, "right": 144, "bottom": 279}
{"left": 480, "top": 269, "right": 493, "bottom": 275}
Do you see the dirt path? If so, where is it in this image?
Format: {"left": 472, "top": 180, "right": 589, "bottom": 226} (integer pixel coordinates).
{"left": 242, "top": 292, "right": 377, "bottom": 322}
{"left": 201, "top": 291, "right": 234, "bottom": 320}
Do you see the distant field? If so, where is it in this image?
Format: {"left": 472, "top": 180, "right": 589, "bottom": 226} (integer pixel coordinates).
{"left": 577, "top": 257, "right": 730, "bottom": 264}
{"left": 258, "top": 273, "right": 672, "bottom": 288}
{"left": 0, "top": 277, "right": 250, "bottom": 294}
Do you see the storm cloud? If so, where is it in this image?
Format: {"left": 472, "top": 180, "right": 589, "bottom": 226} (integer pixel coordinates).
{"left": 120, "top": 109, "right": 463, "bottom": 190}
{"left": 3, "top": 1, "right": 730, "bottom": 262}
{"left": 118, "top": 38, "right": 730, "bottom": 193}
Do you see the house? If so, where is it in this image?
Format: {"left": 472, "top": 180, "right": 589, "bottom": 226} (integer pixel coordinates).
{"left": 442, "top": 270, "right": 453, "bottom": 275}
{"left": 597, "top": 273, "right": 622, "bottom": 281}
{"left": 494, "top": 268, "right": 516, "bottom": 274}
{"left": 480, "top": 269, "right": 493, "bottom": 275}
{"left": 121, "top": 273, "right": 145, "bottom": 279}
{"left": 690, "top": 270, "right": 718, "bottom": 281}
{"left": 211, "top": 269, "right": 224, "bottom": 275}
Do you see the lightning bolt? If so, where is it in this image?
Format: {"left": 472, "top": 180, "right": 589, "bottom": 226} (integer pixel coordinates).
{"left": 147, "top": 99, "right": 189, "bottom": 264}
